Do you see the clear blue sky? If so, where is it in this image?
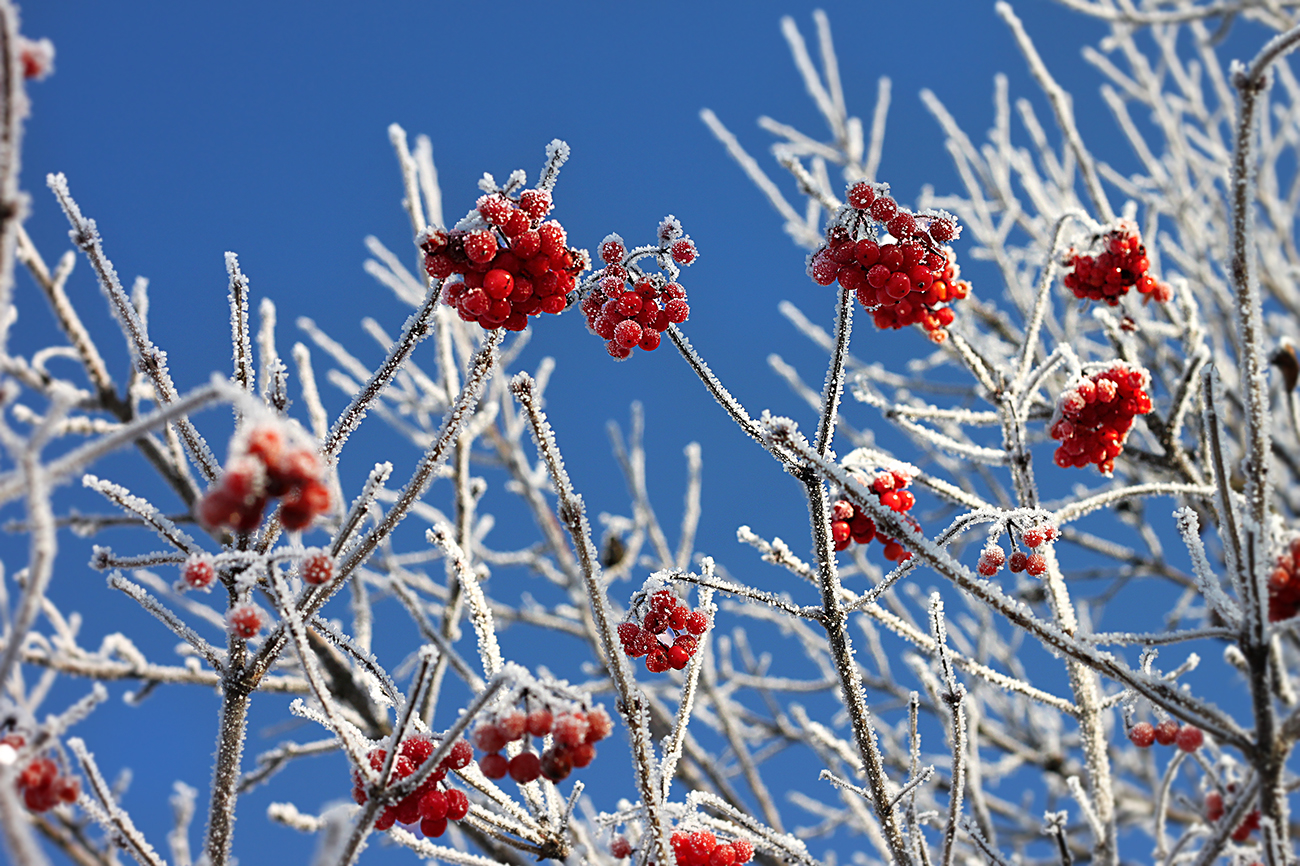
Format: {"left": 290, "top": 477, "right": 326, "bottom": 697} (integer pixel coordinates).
{"left": 11, "top": 2, "right": 1163, "bottom": 862}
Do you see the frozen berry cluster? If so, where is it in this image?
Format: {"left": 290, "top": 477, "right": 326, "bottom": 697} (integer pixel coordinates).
{"left": 2, "top": 733, "right": 79, "bottom": 812}
{"left": 1205, "top": 785, "right": 1261, "bottom": 842}
{"left": 810, "top": 182, "right": 967, "bottom": 342}
{"left": 352, "top": 735, "right": 474, "bottom": 837}
{"left": 1062, "top": 220, "right": 1172, "bottom": 306}
{"left": 976, "top": 523, "right": 1057, "bottom": 577}
{"left": 618, "top": 589, "right": 710, "bottom": 673}
{"left": 668, "top": 830, "right": 755, "bottom": 866}
{"left": 200, "top": 422, "right": 331, "bottom": 533}
{"left": 424, "top": 186, "right": 587, "bottom": 332}
{"left": 579, "top": 219, "right": 695, "bottom": 359}
{"left": 1267, "top": 537, "right": 1300, "bottom": 622}
{"left": 830, "top": 468, "right": 921, "bottom": 563}
{"left": 1128, "top": 719, "right": 1203, "bottom": 753}
{"left": 473, "top": 703, "right": 613, "bottom": 784}
{"left": 1049, "top": 364, "right": 1153, "bottom": 475}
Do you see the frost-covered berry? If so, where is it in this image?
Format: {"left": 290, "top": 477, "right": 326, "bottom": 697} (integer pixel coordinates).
{"left": 611, "top": 836, "right": 633, "bottom": 859}
{"left": 1025, "top": 553, "right": 1048, "bottom": 577}
{"left": 1008, "top": 551, "right": 1028, "bottom": 573}
{"left": 1129, "top": 722, "right": 1155, "bottom": 748}
{"left": 600, "top": 234, "right": 626, "bottom": 264}
{"left": 847, "top": 182, "right": 876, "bottom": 209}
{"left": 181, "top": 554, "right": 216, "bottom": 590}
{"left": 301, "top": 550, "right": 334, "bottom": 585}
{"left": 1175, "top": 725, "right": 1204, "bottom": 753}
{"left": 519, "top": 189, "right": 553, "bottom": 220}
{"left": 1154, "top": 720, "right": 1180, "bottom": 746}
{"left": 227, "top": 604, "right": 265, "bottom": 639}
{"left": 976, "top": 545, "right": 1005, "bottom": 577}
{"left": 478, "top": 752, "right": 508, "bottom": 779}
{"left": 670, "top": 239, "right": 697, "bottom": 265}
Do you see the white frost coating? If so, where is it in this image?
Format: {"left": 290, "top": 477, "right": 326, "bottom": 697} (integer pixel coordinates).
{"left": 83, "top": 474, "right": 199, "bottom": 554}
{"left": 1174, "top": 506, "right": 1242, "bottom": 627}
{"left": 225, "top": 251, "right": 255, "bottom": 396}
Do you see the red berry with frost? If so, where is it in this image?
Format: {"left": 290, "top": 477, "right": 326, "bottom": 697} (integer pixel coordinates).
{"left": 540, "top": 748, "right": 572, "bottom": 781}
{"left": 553, "top": 713, "right": 589, "bottom": 747}
{"left": 301, "top": 550, "right": 333, "bottom": 585}
{"left": 1025, "top": 553, "right": 1048, "bottom": 577}
{"left": 445, "top": 788, "right": 469, "bottom": 820}
{"left": 1008, "top": 551, "right": 1028, "bottom": 573}
{"left": 519, "top": 189, "right": 552, "bottom": 220}
{"left": 181, "top": 554, "right": 216, "bottom": 590}
{"left": 1022, "top": 528, "right": 1045, "bottom": 548}
{"left": 463, "top": 230, "right": 498, "bottom": 264}
{"left": 1129, "top": 722, "right": 1155, "bottom": 748}
{"left": 611, "top": 836, "right": 632, "bottom": 858}
{"left": 646, "top": 649, "right": 670, "bottom": 673}
{"left": 665, "top": 299, "right": 690, "bottom": 324}
{"left": 443, "top": 738, "right": 473, "bottom": 771}
{"left": 977, "top": 546, "right": 1005, "bottom": 576}
{"left": 1176, "top": 725, "right": 1204, "bottom": 752}
{"left": 474, "top": 723, "right": 508, "bottom": 754}
{"left": 868, "top": 196, "right": 898, "bottom": 222}
{"left": 732, "top": 840, "right": 755, "bottom": 863}
{"left": 1154, "top": 720, "right": 1180, "bottom": 746}
{"left": 670, "top": 239, "right": 697, "bottom": 265}
{"left": 227, "top": 604, "right": 264, "bottom": 639}
{"left": 847, "top": 182, "right": 876, "bottom": 209}
{"left": 585, "top": 706, "right": 614, "bottom": 742}
{"left": 685, "top": 611, "right": 710, "bottom": 635}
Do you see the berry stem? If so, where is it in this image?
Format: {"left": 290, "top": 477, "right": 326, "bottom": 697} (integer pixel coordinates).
{"left": 814, "top": 285, "right": 854, "bottom": 458}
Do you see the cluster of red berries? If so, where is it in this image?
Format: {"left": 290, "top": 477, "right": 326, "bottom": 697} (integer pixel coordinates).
{"left": 424, "top": 187, "right": 587, "bottom": 332}
{"left": 1049, "top": 364, "right": 1153, "bottom": 475}
{"left": 472, "top": 703, "right": 613, "bottom": 784}
{"left": 1205, "top": 785, "right": 1261, "bottom": 842}
{"left": 830, "top": 468, "right": 920, "bottom": 562}
{"left": 200, "top": 423, "right": 331, "bottom": 533}
{"left": 618, "top": 589, "right": 711, "bottom": 673}
{"left": 579, "top": 223, "right": 695, "bottom": 359}
{"left": 2, "top": 734, "right": 79, "bottom": 812}
{"left": 669, "top": 831, "right": 755, "bottom": 866}
{"left": 1062, "top": 220, "right": 1172, "bottom": 306}
{"left": 1267, "top": 537, "right": 1300, "bottom": 622}
{"left": 810, "top": 183, "right": 967, "bottom": 342}
{"left": 1128, "top": 719, "right": 1204, "bottom": 752}
{"left": 976, "top": 524, "right": 1057, "bottom": 577}
{"left": 352, "top": 735, "right": 474, "bottom": 837}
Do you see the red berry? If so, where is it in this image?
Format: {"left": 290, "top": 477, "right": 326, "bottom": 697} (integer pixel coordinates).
{"left": 1022, "top": 528, "right": 1045, "bottom": 548}
{"left": 1025, "top": 554, "right": 1048, "bottom": 577}
{"left": 886, "top": 212, "right": 918, "bottom": 239}
{"left": 1008, "top": 551, "right": 1028, "bottom": 573}
{"left": 646, "top": 649, "right": 670, "bottom": 673}
{"left": 420, "top": 816, "right": 448, "bottom": 838}
{"left": 553, "top": 713, "right": 589, "bottom": 747}
{"left": 600, "top": 234, "right": 626, "bottom": 264}
{"left": 1175, "top": 725, "right": 1204, "bottom": 752}
{"left": 732, "top": 840, "right": 755, "bottom": 863}
{"left": 1129, "top": 722, "right": 1155, "bottom": 748}
{"left": 508, "top": 752, "right": 542, "bottom": 783}
{"left": 584, "top": 706, "right": 614, "bottom": 742}
{"left": 540, "top": 748, "right": 572, "bottom": 782}
{"left": 847, "top": 182, "right": 876, "bottom": 209}
{"left": 474, "top": 724, "right": 508, "bottom": 754}
{"left": 1154, "top": 720, "right": 1180, "bottom": 746}
{"left": 478, "top": 753, "right": 508, "bottom": 779}
{"left": 443, "top": 738, "right": 473, "bottom": 771}
{"left": 181, "top": 554, "right": 216, "bottom": 590}
{"left": 928, "top": 217, "right": 956, "bottom": 243}
{"left": 227, "top": 604, "right": 264, "bottom": 639}
{"left": 664, "top": 299, "right": 690, "bottom": 324}
{"left": 301, "top": 551, "right": 334, "bottom": 585}
{"left": 463, "top": 230, "right": 498, "bottom": 264}
{"left": 1205, "top": 790, "right": 1224, "bottom": 822}
{"left": 519, "top": 189, "right": 552, "bottom": 220}
{"left": 613, "top": 320, "right": 643, "bottom": 349}
{"left": 685, "top": 611, "right": 710, "bottom": 635}
{"left": 668, "top": 645, "right": 692, "bottom": 669}
{"left": 445, "top": 788, "right": 469, "bottom": 820}
{"left": 976, "top": 546, "right": 1005, "bottom": 576}
{"left": 611, "top": 836, "right": 633, "bottom": 858}
{"left": 670, "top": 239, "right": 697, "bottom": 265}
{"left": 868, "top": 196, "right": 898, "bottom": 222}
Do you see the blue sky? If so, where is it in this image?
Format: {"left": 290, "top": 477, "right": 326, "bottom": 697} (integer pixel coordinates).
{"left": 9, "top": 2, "right": 1164, "bottom": 862}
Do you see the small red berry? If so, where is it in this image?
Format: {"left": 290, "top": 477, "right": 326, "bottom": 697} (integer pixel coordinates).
{"left": 1175, "top": 725, "right": 1204, "bottom": 752}
{"left": 519, "top": 189, "right": 552, "bottom": 220}
{"left": 227, "top": 604, "right": 264, "bottom": 639}
{"left": 1153, "top": 720, "right": 1180, "bottom": 746}
{"left": 847, "top": 182, "right": 876, "bottom": 209}
{"left": 508, "top": 752, "right": 542, "bottom": 783}
{"left": 1025, "top": 554, "right": 1048, "bottom": 577}
{"left": 445, "top": 788, "right": 469, "bottom": 821}
{"left": 526, "top": 709, "right": 554, "bottom": 736}
{"left": 670, "top": 239, "right": 697, "bottom": 265}
{"left": 611, "top": 836, "right": 633, "bottom": 859}
{"left": 1022, "top": 528, "right": 1045, "bottom": 548}
{"left": 1008, "top": 551, "right": 1028, "bottom": 573}
{"left": 478, "top": 753, "right": 508, "bottom": 779}
{"left": 181, "top": 554, "right": 216, "bottom": 590}
{"left": 1129, "top": 722, "right": 1155, "bottom": 748}
{"left": 301, "top": 550, "right": 334, "bottom": 585}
